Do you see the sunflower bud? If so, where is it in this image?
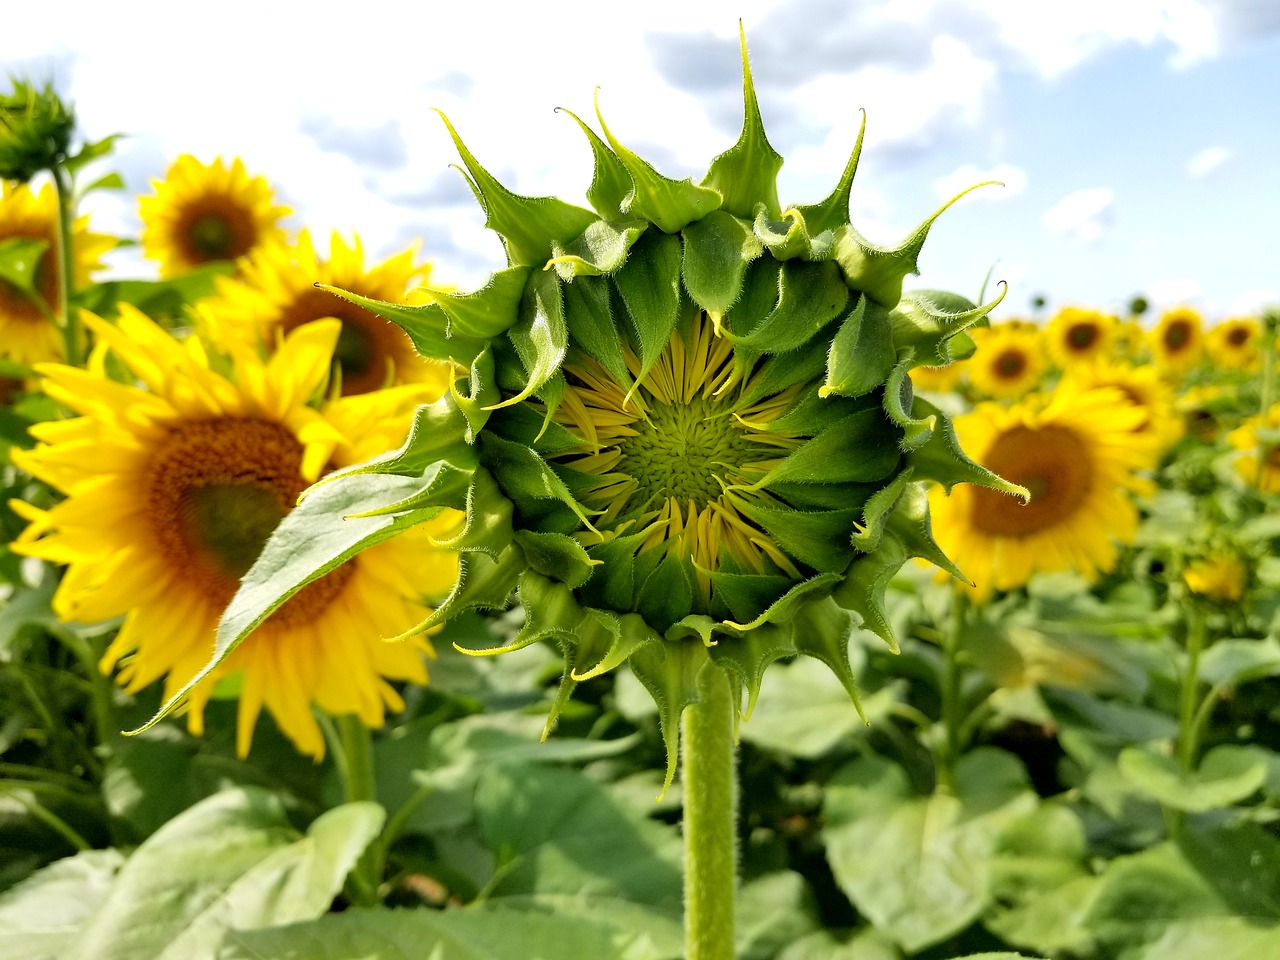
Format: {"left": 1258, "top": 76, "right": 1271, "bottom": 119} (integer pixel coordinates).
{"left": 0, "top": 80, "right": 74, "bottom": 182}
{"left": 196, "top": 28, "right": 1023, "bottom": 788}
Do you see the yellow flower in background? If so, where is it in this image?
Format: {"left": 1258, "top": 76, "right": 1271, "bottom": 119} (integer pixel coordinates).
{"left": 1228, "top": 403, "right": 1280, "bottom": 493}
{"left": 1149, "top": 305, "right": 1204, "bottom": 376}
{"left": 1206, "top": 316, "right": 1260, "bottom": 371}
{"left": 1064, "top": 359, "right": 1183, "bottom": 453}
{"left": 197, "top": 230, "right": 445, "bottom": 396}
{"left": 1046, "top": 306, "right": 1116, "bottom": 369}
{"left": 1183, "top": 551, "right": 1247, "bottom": 603}
{"left": 910, "top": 361, "right": 964, "bottom": 394}
{"left": 967, "top": 324, "right": 1046, "bottom": 400}
{"left": 0, "top": 180, "right": 112, "bottom": 364}
{"left": 11, "top": 306, "right": 459, "bottom": 759}
{"left": 930, "top": 385, "right": 1157, "bottom": 600}
{"left": 139, "top": 155, "right": 289, "bottom": 276}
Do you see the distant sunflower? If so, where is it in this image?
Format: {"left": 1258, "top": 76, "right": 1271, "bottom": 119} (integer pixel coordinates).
{"left": 1046, "top": 307, "right": 1116, "bottom": 369}
{"left": 12, "top": 306, "right": 459, "bottom": 759}
{"left": 1150, "top": 306, "right": 1204, "bottom": 376}
{"left": 140, "top": 156, "right": 289, "bottom": 276}
{"left": 1064, "top": 359, "right": 1183, "bottom": 452}
{"left": 1178, "top": 384, "right": 1227, "bottom": 443}
{"left": 198, "top": 230, "right": 444, "bottom": 396}
{"left": 910, "top": 361, "right": 964, "bottom": 394}
{"left": 0, "top": 181, "right": 112, "bottom": 363}
{"left": 930, "top": 385, "right": 1156, "bottom": 599}
{"left": 1228, "top": 403, "right": 1280, "bottom": 493}
{"left": 1183, "top": 551, "right": 1247, "bottom": 603}
{"left": 1206, "top": 317, "right": 1260, "bottom": 371}
{"left": 967, "top": 324, "right": 1046, "bottom": 400}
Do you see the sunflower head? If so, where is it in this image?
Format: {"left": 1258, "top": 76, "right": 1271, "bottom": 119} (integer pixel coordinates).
{"left": 174, "top": 30, "right": 1021, "bottom": 787}
{"left": 930, "top": 384, "right": 1158, "bottom": 600}
{"left": 0, "top": 79, "right": 74, "bottom": 182}
{"left": 1182, "top": 550, "right": 1247, "bottom": 604}
{"left": 1063, "top": 359, "right": 1183, "bottom": 453}
{"left": 1228, "top": 403, "right": 1280, "bottom": 493}
{"left": 140, "top": 155, "right": 290, "bottom": 276}
{"left": 1206, "top": 316, "right": 1260, "bottom": 371}
{"left": 1150, "top": 305, "right": 1204, "bottom": 376}
{"left": 1046, "top": 306, "right": 1116, "bottom": 369}
{"left": 967, "top": 322, "right": 1046, "bottom": 400}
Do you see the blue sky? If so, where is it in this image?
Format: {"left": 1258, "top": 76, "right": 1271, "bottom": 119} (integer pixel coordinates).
{"left": 4, "top": 0, "right": 1278, "bottom": 319}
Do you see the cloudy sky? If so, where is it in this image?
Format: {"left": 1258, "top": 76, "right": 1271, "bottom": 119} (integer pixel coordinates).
{"left": 4, "top": 0, "right": 1278, "bottom": 319}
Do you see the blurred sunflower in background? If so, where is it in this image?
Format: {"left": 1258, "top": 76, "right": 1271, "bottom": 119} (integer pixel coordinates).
{"left": 139, "top": 155, "right": 289, "bottom": 276}
{"left": 1064, "top": 359, "right": 1183, "bottom": 453}
{"left": 1045, "top": 306, "right": 1116, "bottom": 369}
{"left": 11, "top": 306, "right": 459, "bottom": 758}
{"left": 967, "top": 323, "right": 1045, "bottom": 400}
{"left": 197, "top": 230, "right": 445, "bottom": 395}
{"left": 0, "top": 180, "right": 112, "bottom": 363}
{"left": 1228, "top": 403, "right": 1280, "bottom": 493}
{"left": 910, "top": 361, "right": 964, "bottom": 394}
{"left": 1149, "top": 305, "right": 1204, "bottom": 377}
{"left": 930, "top": 385, "right": 1157, "bottom": 600}
{"left": 1183, "top": 550, "right": 1247, "bottom": 603}
{"left": 1206, "top": 316, "right": 1260, "bottom": 371}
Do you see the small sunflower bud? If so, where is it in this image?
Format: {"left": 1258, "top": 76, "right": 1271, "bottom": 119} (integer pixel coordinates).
{"left": 0, "top": 80, "right": 75, "bottom": 182}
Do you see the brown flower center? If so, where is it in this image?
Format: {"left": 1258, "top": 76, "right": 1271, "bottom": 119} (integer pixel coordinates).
{"left": 278, "top": 287, "right": 409, "bottom": 395}
{"left": 175, "top": 198, "right": 256, "bottom": 265}
{"left": 1163, "top": 321, "right": 1192, "bottom": 352}
{"left": 994, "top": 349, "right": 1028, "bottom": 380}
{"left": 1227, "top": 327, "right": 1251, "bottom": 347}
{"left": 969, "top": 424, "right": 1092, "bottom": 537}
{"left": 1066, "top": 324, "right": 1099, "bottom": 351}
{"left": 147, "top": 416, "right": 352, "bottom": 627}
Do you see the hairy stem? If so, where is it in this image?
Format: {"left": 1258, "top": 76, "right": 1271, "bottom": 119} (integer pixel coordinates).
{"left": 682, "top": 664, "right": 738, "bottom": 960}
{"left": 50, "top": 163, "right": 79, "bottom": 365}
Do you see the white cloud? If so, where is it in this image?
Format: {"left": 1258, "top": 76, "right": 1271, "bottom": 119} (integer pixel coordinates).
{"left": 933, "top": 163, "right": 1026, "bottom": 201}
{"left": 1043, "top": 187, "right": 1114, "bottom": 243}
{"left": 1227, "top": 288, "right": 1280, "bottom": 316}
{"left": 1187, "top": 145, "right": 1234, "bottom": 178}
{"left": 1145, "top": 277, "right": 1203, "bottom": 306}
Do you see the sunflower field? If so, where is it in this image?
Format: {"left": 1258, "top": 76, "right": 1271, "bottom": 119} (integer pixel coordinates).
{"left": 3, "top": 42, "right": 1280, "bottom": 960}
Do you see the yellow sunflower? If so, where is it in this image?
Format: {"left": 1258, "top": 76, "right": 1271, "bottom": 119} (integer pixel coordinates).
{"left": 1114, "top": 319, "right": 1148, "bottom": 361}
{"left": 1206, "top": 317, "right": 1260, "bottom": 371}
{"left": 197, "top": 230, "right": 444, "bottom": 396}
{"left": 1063, "top": 359, "right": 1183, "bottom": 453}
{"left": 139, "top": 155, "right": 289, "bottom": 277}
{"left": 11, "top": 305, "right": 459, "bottom": 759}
{"left": 1183, "top": 551, "right": 1247, "bottom": 603}
{"left": 910, "top": 361, "right": 964, "bottom": 394}
{"left": 930, "top": 385, "right": 1157, "bottom": 600}
{"left": 0, "top": 180, "right": 113, "bottom": 363}
{"left": 967, "top": 324, "right": 1046, "bottom": 400}
{"left": 1045, "top": 306, "right": 1116, "bottom": 369}
{"left": 1228, "top": 403, "right": 1280, "bottom": 493}
{"left": 1149, "top": 306, "right": 1204, "bottom": 377}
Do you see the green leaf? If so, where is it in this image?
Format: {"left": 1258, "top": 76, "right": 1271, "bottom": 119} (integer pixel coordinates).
{"left": 594, "top": 91, "right": 721, "bottom": 233}
{"left": 700, "top": 25, "right": 783, "bottom": 220}
{"left": 1118, "top": 745, "right": 1267, "bottom": 812}
{"left": 436, "top": 110, "right": 598, "bottom": 267}
{"left": 749, "top": 407, "right": 900, "bottom": 489}
{"left": 1199, "top": 637, "right": 1280, "bottom": 689}
{"left": 423, "top": 265, "right": 531, "bottom": 340}
{"left": 613, "top": 229, "right": 683, "bottom": 380}
{"left": 77, "top": 263, "right": 233, "bottom": 321}
{"left": 562, "top": 272, "right": 632, "bottom": 391}
{"left": 725, "top": 259, "right": 849, "bottom": 354}
{"left": 80, "top": 171, "right": 125, "bottom": 195}
{"left": 131, "top": 472, "right": 449, "bottom": 733}
{"left": 557, "top": 107, "right": 633, "bottom": 221}
{"left": 513, "top": 530, "right": 597, "bottom": 589}
{"left": 61, "top": 134, "right": 121, "bottom": 177}
{"left": 547, "top": 218, "right": 646, "bottom": 278}
{"left": 0, "top": 850, "right": 124, "bottom": 960}
{"left": 1133, "top": 918, "right": 1280, "bottom": 960}
{"left": 823, "top": 749, "right": 1035, "bottom": 953}
{"left": 318, "top": 287, "right": 485, "bottom": 365}
{"left": 0, "top": 237, "right": 48, "bottom": 298}
{"left": 58, "top": 788, "right": 382, "bottom": 960}
{"left": 498, "top": 268, "right": 568, "bottom": 408}
{"left": 680, "top": 210, "right": 761, "bottom": 320}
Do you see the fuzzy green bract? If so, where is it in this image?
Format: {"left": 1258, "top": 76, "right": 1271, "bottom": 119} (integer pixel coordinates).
{"left": 157, "top": 31, "right": 1023, "bottom": 788}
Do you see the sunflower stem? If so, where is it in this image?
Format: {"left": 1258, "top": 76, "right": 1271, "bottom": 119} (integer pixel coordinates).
{"left": 50, "top": 162, "right": 80, "bottom": 366}
{"left": 682, "top": 663, "right": 738, "bottom": 960}
{"left": 936, "top": 588, "right": 969, "bottom": 793}
{"left": 1178, "top": 604, "right": 1207, "bottom": 774}
{"left": 333, "top": 713, "right": 383, "bottom": 906}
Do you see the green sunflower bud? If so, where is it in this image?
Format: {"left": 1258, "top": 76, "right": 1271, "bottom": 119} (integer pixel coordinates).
{"left": 0, "top": 79, "right": 75, "bottom": 182}
{"left": 156, "top": 28, "right": 1026, "bottom": 789}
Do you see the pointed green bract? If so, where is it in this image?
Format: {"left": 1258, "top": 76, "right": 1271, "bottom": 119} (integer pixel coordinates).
{"left": 172, "top": 30, "right": 1017, "bottom": 781}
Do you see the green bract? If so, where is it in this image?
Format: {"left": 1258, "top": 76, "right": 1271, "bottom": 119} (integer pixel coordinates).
{"left": 0, "top": 79, "right": 74, "bottom": 182}
{"left": 143, "top": 32, "right": 1024, "bottom": 788}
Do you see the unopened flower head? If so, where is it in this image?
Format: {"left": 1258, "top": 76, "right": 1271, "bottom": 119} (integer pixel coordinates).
{"left": 0, "top": 79, "right": 74, "bottom": 182}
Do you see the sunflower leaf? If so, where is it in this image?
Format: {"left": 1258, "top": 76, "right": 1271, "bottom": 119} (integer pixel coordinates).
{"left": 613, "top": 229, "right": 683, "bottom": 379}
{"left": 494, "top": 269, "right": 568, "bottom": 409}
{"left": 562, "top": 273, "right": 633, "bottom": 392}
{"left": 680, "top": 210, "right": 761, "bottom": 320}
{"left": 726, "top": 258, "right": 848, "bottom": 354}
{"left": 318, "top": 287, "right": 487, "bottom": 366}
{"left": 0, "top": 236, "right": 48, "bottom": 298}
{"left": 547, "top": 219, "right": 646, "bottom": 279}
{"left": 821, "top": 295, "right": 897, "bottom": 399}
{"left": 422, "top": 265, "right": 531, "bottom": 340}
{"left": 558, "top": 107, "right": 633, "bottom": 221}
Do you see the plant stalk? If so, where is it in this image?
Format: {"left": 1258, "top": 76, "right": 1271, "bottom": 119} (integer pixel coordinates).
{"left": 50, "top": 163, "right": 80, "bottom": 366}
{"left": 937, "top": 588, "right": 968, "bottom": 792}
{"left": 682, "top": 663, "right": 738, "bottom": 960}
{"left": 1178, "top": 604, "right": 1207, "bottom": 774}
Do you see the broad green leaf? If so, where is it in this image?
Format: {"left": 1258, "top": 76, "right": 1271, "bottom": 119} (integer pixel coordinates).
{"left": 1178, "top": 821, "right": 1280, "bottom": 919}
{"left": 823, "top": 749, "right": 1035, "bottom": 953}
{"left": 1199, "top": 637, "right": 1280, "bottom": 688}
{"left": 1117, "top": 745, "right": 1267, "bottom": 812}
{"left": 777, "top": 928, "right": 901, "bottom": 960}
{"left": 0, "top": 850, "right": 124, "bottom": 960}
{"left": 0, "top": 237, "right": 48, "bottom": 298}
{"left": 547, "top": 218, "right": 645, "bottom": 278}
{"left": 80, "top": 171, "right": 125, "bottom": 194}
{"left": 725, "top": 259, "right": 849, "bottom": 354}
{"left": 59, "top": 788, "right": 382, "bottom": 960}
{"left": 496, "top": 268, "right": 568, "bottom": 408}
{"left": 1134, "top": 918, "right": 1280, "bottom": 960}
{"left": 62, "top": 134, "right": 121, "bottom": 176}
{"left": 737, "top": 872, "right": 821, "bottom": 960}
{"left": 76, "top": 263, "right": 234, "bottom": 321}
{"left": 221, "top": 906, "right": 662, "bottom": 960}
{"left": 132, "top": 472, "right": 450, "bottom": 733}
{"left": 750, "top": 407, "right": 900, "bottom": 488}
{"left": 561, "top": 272, "right": 632, "bottom": 390}
{"left": 319, "top": 287, "right": 486, "bottom": 365}
{"left": 680, "top": 209, "right": 761, "bottom": 319}
{"left": 423, "top": 265, "right": 531, "bottom": 340}
{"left": 821, "top": 295, "right": 896, "bottom": 398}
